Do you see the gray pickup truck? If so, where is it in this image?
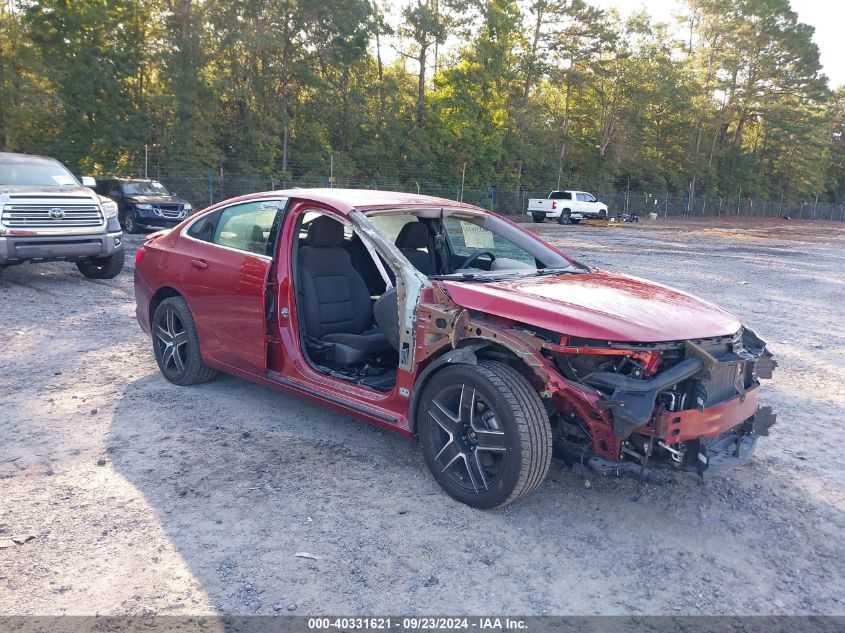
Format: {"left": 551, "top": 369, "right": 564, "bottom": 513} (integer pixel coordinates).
{"left": 0, "top": 152, "right": 124, "bottom": 278}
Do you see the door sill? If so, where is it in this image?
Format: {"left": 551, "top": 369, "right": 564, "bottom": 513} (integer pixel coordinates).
{"left": 266, "top": 371, "right": 398, "bottom": 424}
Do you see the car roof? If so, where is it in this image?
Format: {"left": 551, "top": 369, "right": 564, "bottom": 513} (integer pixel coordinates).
{"left": 210, "top": 188, "right": 484, "bottom": 216}
{"left": 0, "top": 152, "right": 64, "bottom": 166}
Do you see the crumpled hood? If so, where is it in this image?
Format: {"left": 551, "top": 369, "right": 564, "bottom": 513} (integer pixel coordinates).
{"left": 442, "top": 270, "right": 741, "bottom": 343}
{"left": 127, "top": 194, "right": 188, "bottom": 206}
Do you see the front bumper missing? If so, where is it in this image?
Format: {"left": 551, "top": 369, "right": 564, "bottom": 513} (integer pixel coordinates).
{"left": 554, "top": 404, "right": 776, "bottom": 483}
{"left": 554, "top": 429, "right": 760, "bottom": 484}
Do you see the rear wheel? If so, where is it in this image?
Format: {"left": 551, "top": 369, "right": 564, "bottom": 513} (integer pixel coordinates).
{"left": 76, "top": 248, "right": 125, "bottom": 279}
{"left": 418, "top": 360, "right": 552, "bottom": 509}
{"left": 557, "top": 209, "right": 572, "bottom": 225}
{"left": 152, "top": 296, "right": 217, "bottom": 385}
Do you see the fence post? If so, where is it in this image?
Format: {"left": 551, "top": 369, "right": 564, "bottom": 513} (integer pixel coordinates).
{"left": 208, "top": 171, "right": 213, "bottom": 206}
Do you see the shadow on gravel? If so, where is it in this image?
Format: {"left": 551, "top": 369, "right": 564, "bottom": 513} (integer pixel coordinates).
{"left": 106, "top": 372, "right": 845, "bottom": 615}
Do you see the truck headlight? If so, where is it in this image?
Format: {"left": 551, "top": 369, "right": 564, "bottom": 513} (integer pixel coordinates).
{"left": 135, "top": 203, "right": 153, "bottom": 210}
{"left": 100, "top": 199, "right": 118, "bottom": 218}
{"left": 184, "top": 203, "right": 192, "bottom": 212}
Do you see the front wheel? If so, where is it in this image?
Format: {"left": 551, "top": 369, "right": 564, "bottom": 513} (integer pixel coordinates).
{"left": 76, "top": 248, "right": 125, "bottom": 279}
{"left": 152, "top": 296, "right": 217, "bottom": 385}
{"left": 418, "top": 360, "right": 552, "bottom": 509}
{"left": 124, "top": 209, "right": 140, "bottom": 234}
{"left": 599, "top": 210, "right": 608, "bottom": 221}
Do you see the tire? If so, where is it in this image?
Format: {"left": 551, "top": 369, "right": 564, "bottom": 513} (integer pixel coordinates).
{"left": 531, "top": 215, "right": 545, "bottom": 224}
{"left": 151, "top": 296, "right": 217, "bottom": 386}
{"left": 599, "top": 210, "right": 608, "bottom": 221}
{"left": 557, "top": 209, "right": 572, "bottom": 225}
{"left": 76, "top": 247, "right": 125, "bottom": 279}
{"left": 124, "top": 209, "right": 140, "bottom": 234}
{"left": 417, "top": 360, "right": 552, "bottom": 509}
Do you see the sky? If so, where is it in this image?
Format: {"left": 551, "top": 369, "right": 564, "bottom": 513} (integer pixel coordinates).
{"left": 593, "top": 0, "right": 845, "bottom": 88}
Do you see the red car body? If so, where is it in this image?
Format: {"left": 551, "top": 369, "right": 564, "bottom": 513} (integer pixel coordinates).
{"left": 134, "top": 189, "right": 776, "bottom": 497}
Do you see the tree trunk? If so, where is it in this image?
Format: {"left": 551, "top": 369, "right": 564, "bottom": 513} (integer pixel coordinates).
{"left": 416, "top": 42, "right": 428, "bottom": 127}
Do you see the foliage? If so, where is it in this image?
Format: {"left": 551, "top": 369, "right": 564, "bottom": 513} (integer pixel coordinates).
{"left": 0, "top": 0, "right": 838, "bottom": 208}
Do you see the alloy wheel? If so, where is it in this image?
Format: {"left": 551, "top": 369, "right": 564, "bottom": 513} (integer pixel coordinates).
{"left": 427, "top": 383, "right": 508, "bottom": 493}
{"left": 155, "top": 307, "right": 189, "bottom": 375}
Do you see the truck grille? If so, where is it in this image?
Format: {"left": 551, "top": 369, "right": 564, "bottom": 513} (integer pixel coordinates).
{"left": 1, "top": 203, "right": 104, "bottom": 228}
{"left": 695, "top": 361, "right": 747, "bottom": 407}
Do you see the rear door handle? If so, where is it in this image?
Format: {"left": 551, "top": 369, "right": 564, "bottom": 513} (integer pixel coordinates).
{"left": 189, "top": 258, "right": 208, "bottom": 270}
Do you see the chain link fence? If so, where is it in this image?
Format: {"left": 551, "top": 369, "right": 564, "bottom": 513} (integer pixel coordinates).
{"left": 116, "top": 167, "right": 845, "bottom": 222}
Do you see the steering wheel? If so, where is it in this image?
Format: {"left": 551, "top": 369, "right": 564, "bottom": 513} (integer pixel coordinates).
{"left": 459, "top": 249, "right": 496, "bottom": 270}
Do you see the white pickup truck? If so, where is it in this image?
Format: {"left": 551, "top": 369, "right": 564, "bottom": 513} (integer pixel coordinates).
{"left": 0, "top": 152, "right": 124, "bottom": 278}
{"left": 526, "top": 190, "right": 608, "bottom": 224}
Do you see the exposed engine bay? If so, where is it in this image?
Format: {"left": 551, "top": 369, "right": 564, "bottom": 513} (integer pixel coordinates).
{"left": 542, "top": 327, "right": 777, "bottom": 481}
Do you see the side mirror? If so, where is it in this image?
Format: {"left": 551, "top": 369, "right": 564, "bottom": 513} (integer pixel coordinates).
{"left": 81, "top": 176, "right": 96, "bottom": 188}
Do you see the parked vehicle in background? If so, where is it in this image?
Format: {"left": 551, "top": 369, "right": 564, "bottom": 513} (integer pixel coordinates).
{"left": 97, "top": 177, "right": 192, "bottom": 233}
{"left": 0, "top": 152, "right": 124, "bottom": 278}
{"left": 526, "top": 190, "right": 609, "bottom": 224}
{"left": 134, "top": 188, "right": 777, "bottom": 509}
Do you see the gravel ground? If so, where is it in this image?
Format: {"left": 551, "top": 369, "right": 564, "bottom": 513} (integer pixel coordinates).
{"left": 0, "top": 217, "right": 843, "bottom": 616}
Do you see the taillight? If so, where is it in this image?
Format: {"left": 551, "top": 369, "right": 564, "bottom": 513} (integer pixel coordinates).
{"left": 552, "top": 201, "right": 557, "bottom": 209}
{"left": 134, "top": 245, "right": 146, "bottom": 267}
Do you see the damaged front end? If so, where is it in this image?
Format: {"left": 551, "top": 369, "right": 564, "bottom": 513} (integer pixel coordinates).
{"left": 543, "top": 327, "right": 777, "bottom": 482}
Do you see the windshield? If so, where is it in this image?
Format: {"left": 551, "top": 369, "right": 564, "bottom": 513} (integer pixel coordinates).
{"left": 0, "top": 162, "right": 79, "bottom": 187}
{"left": 123, "top": 181, "right": 170, "bottom": 196}
{"left": 366, "top": 209, "right": 583, "bottom": 281}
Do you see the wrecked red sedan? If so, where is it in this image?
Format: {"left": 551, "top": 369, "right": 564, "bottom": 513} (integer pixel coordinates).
{"left": 134, "top": 189, "right": 776, "bottom": 508}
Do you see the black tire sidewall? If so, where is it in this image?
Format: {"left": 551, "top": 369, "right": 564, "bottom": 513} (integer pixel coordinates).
{"left": 418, "top": 364, "right": 526, "bottom": 509}
{"left": 557, "top": 210, "right": 571, "bottom": 225}
{"left": 152, "top": 297, "right": 200, "bottom": 384}
{"left": 76, "top": 247, "right": 125, "bottom": 279}
{"left": 125, "top": 209, "right": 138, "bottom": 233}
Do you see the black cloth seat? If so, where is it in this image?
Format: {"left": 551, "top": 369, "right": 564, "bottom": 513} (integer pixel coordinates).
{"left": 297, "top": 216, "right": 392, "bottom": 364}
{"left": 395, "top": 221, "right": 434, "bottom": 275}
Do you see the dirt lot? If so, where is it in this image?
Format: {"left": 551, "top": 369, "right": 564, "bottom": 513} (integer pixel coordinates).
{"left": 1, "top": 217, "right": 843, "bottom": 616}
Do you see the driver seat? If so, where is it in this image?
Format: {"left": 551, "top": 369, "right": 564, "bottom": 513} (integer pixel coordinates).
{"left": 395, "top": 221, "right": 435, "bottom": 275}
{"left": 297, "top": 216, "right": 392, "bottom": 364}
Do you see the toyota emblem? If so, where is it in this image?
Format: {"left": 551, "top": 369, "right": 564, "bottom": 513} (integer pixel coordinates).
{"left": 48, "top": 207, "right": 65, "bottom": 220}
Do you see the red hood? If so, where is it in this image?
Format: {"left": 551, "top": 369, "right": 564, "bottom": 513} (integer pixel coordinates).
{"left": 441, "top": 270, "right": 741, "bottom": 343}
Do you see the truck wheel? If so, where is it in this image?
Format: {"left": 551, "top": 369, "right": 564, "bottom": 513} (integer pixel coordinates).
{"left": 531, "top": 215, "right": 545, "bottom": 224}
{"left": 76, "top": 247, "right": 125, "bottom": 279}
{"left": 124, "top": 209, "right": 140, "bottom": 234}
{"left": 417, "top": 360, "right": 552, "bottom": 509}
{"left": 599, "top": 210, "right": 608, "bottom": 220}
{"left": 557, "top": 209, "right": 572, "bottom": 225}
{"left": 151, "top": 296, "right": 217, "bottom": 386}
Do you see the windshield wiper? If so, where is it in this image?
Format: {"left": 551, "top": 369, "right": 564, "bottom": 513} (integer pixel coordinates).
{"left": 428, "top": 272, "right": 501, "bottom": 282}
{"left": 534, "top": 267, "right": 588, "bottom": 276}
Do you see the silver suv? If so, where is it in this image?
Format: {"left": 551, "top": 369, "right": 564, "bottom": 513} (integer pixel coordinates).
{"left": 0, "top": 152, "right": 124, "bottom": 278}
